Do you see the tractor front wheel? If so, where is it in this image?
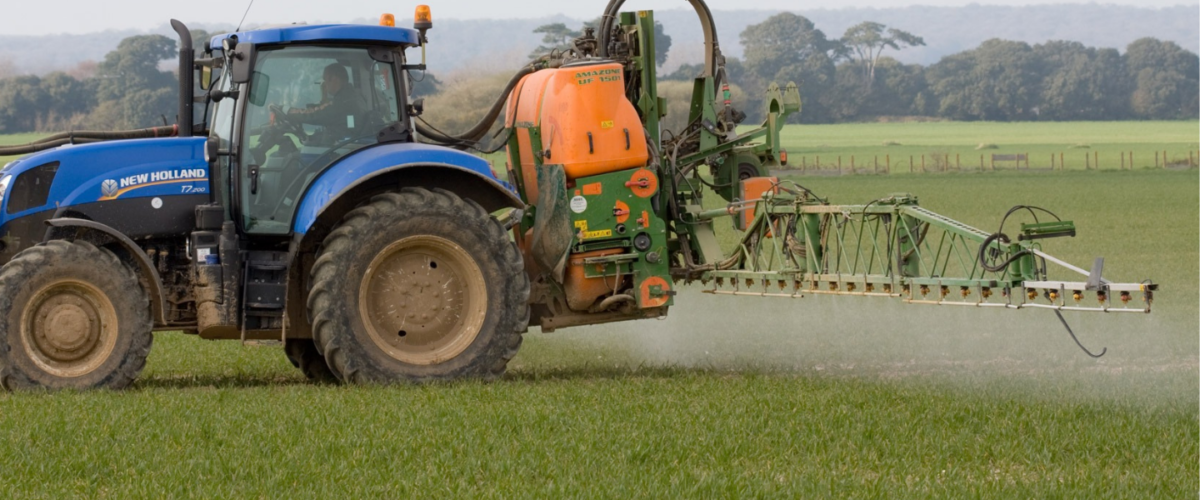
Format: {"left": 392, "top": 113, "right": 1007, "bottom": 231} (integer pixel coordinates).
{"left": 307, "top": 188, "right": 529, "bottom": 384}
{"left": 0, "top": 240, "right": 153, "bottom": 390}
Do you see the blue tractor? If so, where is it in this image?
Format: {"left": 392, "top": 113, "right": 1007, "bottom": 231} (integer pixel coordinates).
{"left": 0, "top": 12, "right": 532, "bottom": 389}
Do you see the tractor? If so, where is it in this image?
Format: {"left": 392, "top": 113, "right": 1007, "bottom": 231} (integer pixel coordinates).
{"left": 0, "top": 1, "right": 1155, "bottom": 390}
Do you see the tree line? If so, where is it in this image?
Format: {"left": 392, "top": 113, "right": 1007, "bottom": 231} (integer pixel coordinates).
{"left": 0, "top": 14, "right": 1196, "bottom": 135}
{"left": 665, "top": 12, "right": 1198, "bottom": 124}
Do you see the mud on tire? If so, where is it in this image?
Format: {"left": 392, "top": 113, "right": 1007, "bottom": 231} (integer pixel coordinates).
{"left": 284, "top": 339, "right": 339, "bottom": 384}
{"left": 0, "top": 240, "right": 153, "bottom": 390}
{"left": 307, "top": 188, "right": 530, "bottom": 384}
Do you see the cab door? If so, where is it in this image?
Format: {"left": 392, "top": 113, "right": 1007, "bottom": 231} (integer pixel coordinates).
{"left": 236, "top": 45, "right": 404, "bottom": 235}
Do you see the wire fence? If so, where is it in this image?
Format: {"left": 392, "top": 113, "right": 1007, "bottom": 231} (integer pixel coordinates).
{"left": 779, "top": 149, "right": 1200, "bottom": 175}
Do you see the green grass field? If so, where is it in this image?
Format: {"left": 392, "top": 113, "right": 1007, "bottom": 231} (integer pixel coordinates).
{"left": 771, "top": 121, "right": 1199, "bottom": 172}
{"left": 0, "top": 127, "right": 1197, "bottom": 497}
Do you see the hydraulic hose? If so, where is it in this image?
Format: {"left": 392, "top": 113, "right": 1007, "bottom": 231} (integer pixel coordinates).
{"left": 0, "top": 125, "right": 179, "bottom": 157}
{"left": 416, "top": 64, "right": 536, "bottom": 147}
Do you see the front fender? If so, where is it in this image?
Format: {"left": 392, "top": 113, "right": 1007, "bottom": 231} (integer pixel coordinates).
{"left": 293, "top": 143, "right": 523, "bottom": 235}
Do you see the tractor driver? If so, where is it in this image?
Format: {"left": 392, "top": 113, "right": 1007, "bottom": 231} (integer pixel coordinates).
{"left": 284, "top": 63, "right": 366, "bottom": 145}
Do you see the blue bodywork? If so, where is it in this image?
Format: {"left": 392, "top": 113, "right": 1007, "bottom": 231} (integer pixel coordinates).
{"left": 210, "top": 24, "right": 420, "bottom": 50}
{"left": 294, "top": 143, "right": 517, "bottom": 234}
{"left": 0, "top": 23, "right": 515, "bottom": 250}
{"left": 0, "top": 138, "right": 209, "bottom": 226}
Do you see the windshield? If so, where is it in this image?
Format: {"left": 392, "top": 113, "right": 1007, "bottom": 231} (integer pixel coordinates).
{"left": 238, "top": 45, "right": 403, "bottom": 234}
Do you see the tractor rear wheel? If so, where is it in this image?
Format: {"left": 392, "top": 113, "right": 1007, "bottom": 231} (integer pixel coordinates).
{"left": 0, "top": 240, "right": 153, "bottom": 390}
{"left": 307, "top": 188, "right": 529, "bottom": 384}
{"left": 284, "top": 339, "right": 339, "bottom": 384}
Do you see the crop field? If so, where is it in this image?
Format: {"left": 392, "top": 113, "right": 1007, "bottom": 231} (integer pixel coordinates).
{"left": 0, "top": 127, "right": 1197, "bottom": 497}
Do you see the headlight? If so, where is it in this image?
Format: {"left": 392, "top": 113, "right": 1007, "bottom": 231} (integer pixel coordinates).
{"left": 0, "top": 174, "right": 11, "bottom": 211}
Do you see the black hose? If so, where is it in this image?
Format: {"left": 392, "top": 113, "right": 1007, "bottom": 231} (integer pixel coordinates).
{"left": 977, "top": 232, "right": 1033, "bottom": 273}
{"left": 0, "top": 125, "right": 179, "bottom": 156}
{"left": 418, "top": 65, "right": 535, "bottom": 147}
{"left": 1054, "top": 309, "right": 1106, "bottom": 358}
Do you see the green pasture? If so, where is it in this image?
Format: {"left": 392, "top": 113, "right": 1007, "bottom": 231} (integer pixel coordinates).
{"left": 0, "top": 163, "right": 1194, "bottom": 497}
{"left": 771, "top": 121, "right": 1199, "bottom": 172}
{"left": 0, "top": 133, "right": 50, "bottom": 165}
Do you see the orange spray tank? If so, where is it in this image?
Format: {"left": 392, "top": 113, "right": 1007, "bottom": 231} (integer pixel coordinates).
{"left": 506, "top": 62, "right": 648, "bottom": 205}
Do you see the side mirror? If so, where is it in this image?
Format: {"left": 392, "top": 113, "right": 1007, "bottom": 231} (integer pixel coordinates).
{"left": 225, "top": 36, "right": 256, "bottom": 84}
{"left": 408, "top": 98, "right": 424, "bottom": 117}
{"left": 199, "top": 65, "right": 214, "bottom": 91}
{"left": 248, "top": 72, "right": 270, "bottom": 107}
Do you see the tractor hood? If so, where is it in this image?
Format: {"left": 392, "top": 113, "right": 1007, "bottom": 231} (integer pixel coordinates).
{"left": 0, "top": 137, "right": 209, "bottom": 241}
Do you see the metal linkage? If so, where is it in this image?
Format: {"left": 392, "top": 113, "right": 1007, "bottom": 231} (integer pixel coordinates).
{"left": 696, "top": 191, "right": 1156, "bottom": 313}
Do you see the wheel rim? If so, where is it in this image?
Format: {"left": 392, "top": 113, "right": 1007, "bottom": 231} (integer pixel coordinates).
{"left": 20, "top": 280, "right": 119, "bottom": 378}
{"left": 358, "top": 235, "right": 488, "bottom": 365}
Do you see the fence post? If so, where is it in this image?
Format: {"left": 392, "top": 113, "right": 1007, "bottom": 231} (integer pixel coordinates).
{"left": 886, "top": 154, "right": 890, "bottom": 174}
{"left": 921, "top": 155, "right": 926, "bottom": 173}
{"left": 838, "top": 156, "right": 842, "bottom": 173}
{"left": 1155, "top": 151, "right": 1159, "bottom": 168}
{"left": 1120, "top": 152, "right": 1125, "bottom": 170}
{"left": 1060, "top": 152, "right": 1064, "bottom": 171}
{"left": 989, "top": 154, "right": 993, "bottom": 171}
{"left": 980, "top": 154, "right": 984, "bottom": 171}
{"left": 1085, "top": 152, "right": 1090, "bottom": 170}
{"left": 816, "top": 155, "right": 820, "bottom": 169}
{"left": 955, "top": 154, "right": 960, "bottom": 171}
{"left": 910, "top": 156, "right": 914, "bottom": 173}
{"left": 1095, "top": 151, "right": 1098, "bottom": 170}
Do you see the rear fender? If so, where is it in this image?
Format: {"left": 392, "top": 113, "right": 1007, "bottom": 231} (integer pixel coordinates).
{"left": 292, "top": 143, "right": 523, "bottom": 238}
{"left": 283, "top": 143, "right": 525, "bottom": 340}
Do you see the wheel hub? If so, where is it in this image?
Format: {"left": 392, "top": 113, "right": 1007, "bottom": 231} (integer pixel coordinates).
{"left": 22, "top": 281, "right": 118, "bottom": 377}
{"left": 359, "top": 235, "right": 488, "bottom": 365}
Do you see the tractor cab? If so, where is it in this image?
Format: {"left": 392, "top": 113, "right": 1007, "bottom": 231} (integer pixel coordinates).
{"left": 205, "top": 23, "right": 423, "bottom": 235}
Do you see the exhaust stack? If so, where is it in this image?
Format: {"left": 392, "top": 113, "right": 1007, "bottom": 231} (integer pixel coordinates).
{"left": 170, "top": 19, "right": 194, "bottom": 138}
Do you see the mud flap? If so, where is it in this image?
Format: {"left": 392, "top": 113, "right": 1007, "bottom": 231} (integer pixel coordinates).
{"left": 529, "top": 164, "right": 573, "bottom": 282}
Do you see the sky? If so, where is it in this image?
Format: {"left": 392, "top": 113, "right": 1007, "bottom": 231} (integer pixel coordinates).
{"left": 0, "top": 0, "right": 1192, "bottom": 36}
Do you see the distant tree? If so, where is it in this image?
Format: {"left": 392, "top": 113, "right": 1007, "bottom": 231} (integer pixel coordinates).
{"left": 1033, "top": 41, "right": 1129, "bottom": 120}
{"left": 409, "top": 71, "right": 444, "bottom": 96}
{"left": 652, "top": 21, "right": 672, "bottom": 66}
{"left": 529, "top": 20, "right": 671, "bottom": 66}
{"left": 92, "top": 34, "right": 178, "bottom": 129}
{"left": 926, "top": 39, "right": 1041, "bottom": 121}
{"left": 840, "top": 22, "right": 925, "bottom": 89}
{"left": 41, "top": 72, "right": 96, "bottom": 127}
{"left": 824, "top": 58, "right": 930, "bottom": 121}
{"left": 0, "top": 76, "right": 49, "bottom": 133}
{"left": 740, "top": 12, "right": 841, "bottom": 123}
{"left": 662, "top": 57, "right": 747, "bottom": 85}
{"left": 529, "top": 23, "right": 580, "bottom": 59}
{"left": 1124, "top": 38, "right": 1199, "bottom": 119}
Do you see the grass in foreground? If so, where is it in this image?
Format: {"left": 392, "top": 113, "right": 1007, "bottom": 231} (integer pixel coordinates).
{"left": 0, "top": 141, "right": 1196, "bottom": 498}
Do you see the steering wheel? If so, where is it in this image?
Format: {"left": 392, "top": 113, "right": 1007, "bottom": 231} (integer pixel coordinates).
{"left": 264, "top": 130, "right": 380, "bottom": 219}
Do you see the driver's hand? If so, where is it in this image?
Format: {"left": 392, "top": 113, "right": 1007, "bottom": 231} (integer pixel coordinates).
{"left": 269, "top": 104, "right": 287, "bottom": 116}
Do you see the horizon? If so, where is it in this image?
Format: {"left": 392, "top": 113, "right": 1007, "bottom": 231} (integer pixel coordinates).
{"left": 0, "top": 0, "right": 1194, "bottom": 37}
